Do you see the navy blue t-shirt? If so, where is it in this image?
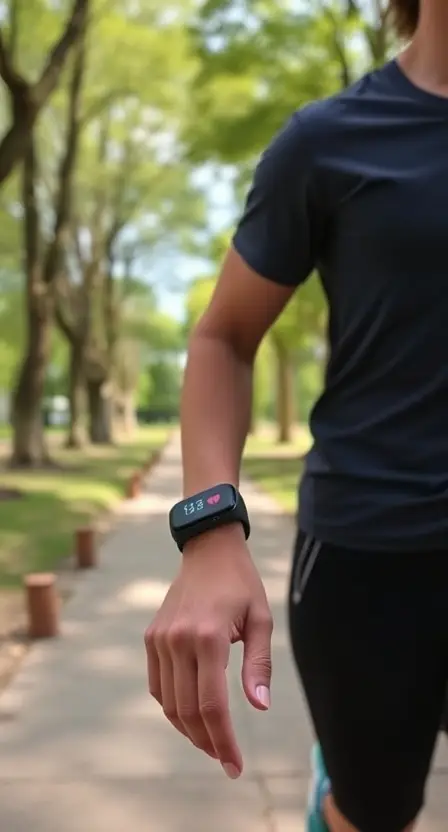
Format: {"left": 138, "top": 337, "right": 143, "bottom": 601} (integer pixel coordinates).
{"left": 233, "top": 59, "right": 448, "bottom": 552}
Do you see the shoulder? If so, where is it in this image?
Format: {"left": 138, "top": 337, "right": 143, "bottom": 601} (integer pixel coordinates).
{"left": 268, "top": 69, "right": 382, "bottom": 164}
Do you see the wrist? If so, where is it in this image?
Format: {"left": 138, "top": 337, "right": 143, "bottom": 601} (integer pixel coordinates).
{"left": 182, "top": 522, "right": 246, "bottom": 557}
{"left": 169, "top": 483, "right": 250, "bottom": 552}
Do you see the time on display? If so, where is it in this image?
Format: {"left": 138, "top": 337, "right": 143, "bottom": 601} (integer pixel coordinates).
{"left": 184, "top": 499, "right": 204, "bottom": 515}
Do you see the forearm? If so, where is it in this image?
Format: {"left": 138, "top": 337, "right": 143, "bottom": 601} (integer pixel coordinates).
{"left": 180, "top": 330, "right": 253, "bottom": 497}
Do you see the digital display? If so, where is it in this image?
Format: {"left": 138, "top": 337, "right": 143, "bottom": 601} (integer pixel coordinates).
{"left": 170, "top": 484, "right": 236, "bottom": 530}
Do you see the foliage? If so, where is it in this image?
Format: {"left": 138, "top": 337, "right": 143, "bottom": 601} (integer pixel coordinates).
{"left": 0, "top": 0, "right": 204, "bottom": 452}
{"left": 0, "top": 0, "right": 396, "bottom": 446}
{"left": 146, "top": 357, "right": 182, "bottom": 418}
{"left": 0, "top": 0, "right": 89, "bottom": 185}
{"left": 184, "top": 0, "right": 392, "bottom": 164}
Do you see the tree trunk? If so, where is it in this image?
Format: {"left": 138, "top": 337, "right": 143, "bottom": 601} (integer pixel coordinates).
{"left": 66, "top": 339, "right": 86, "bottom": 448}
{"left": 275, "top": 345, "right": 295, "bottom": 444}
{"left": 0, "top": 0, "right": 89, "bottom": 187}
{"left": 87, "top": 379, "right": 112, "bottom": 444}
{"left": 11, "top": 308, "right": 51, "bottom": 467}
{"left": 122, "top": 393, "right": 137, "bottom": 435}
{"left": 112, "top": 394, "right": 136, "bottom": 438}
{"left": 0, "top": 105, "right": 33, "bottom": 187}
{"left": 10, "top": 140, "right": 53, "bottom": 468}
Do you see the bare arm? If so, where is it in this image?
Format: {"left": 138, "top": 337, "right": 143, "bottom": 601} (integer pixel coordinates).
{"left": 181, "top": 246, "right": 295, "bottom": 498}
{"left": 147, "top": 112, "right": 317, "bottom": 776}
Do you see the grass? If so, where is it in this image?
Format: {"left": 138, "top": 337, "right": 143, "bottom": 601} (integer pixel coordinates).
{"left": 243, "top": 424, "right": 311, "bottom": 513}
{"left": 0, "top": 425, "right": 170, "bottom": 589}
{"left": 0, "top": 424, "right": 63, "bottom": 440}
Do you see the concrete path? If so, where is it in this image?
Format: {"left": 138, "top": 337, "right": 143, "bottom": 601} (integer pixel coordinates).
{"left": 0, "top": 435, "right": 447, "bottom": 831}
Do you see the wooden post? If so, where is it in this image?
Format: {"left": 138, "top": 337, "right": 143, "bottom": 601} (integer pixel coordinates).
{"left": 127, "top": 472, "right": 141, "bottom": 499}
{"left": 24, "top": 573, "right": 59, "bottom": 639}
{"left": 75, "top": 527, "right": 97, "bottom": 569}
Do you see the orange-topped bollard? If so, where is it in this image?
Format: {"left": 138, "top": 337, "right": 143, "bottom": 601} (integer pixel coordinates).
{"left": 24, "top": 573, "right": 59, "bottom": 639}
{"left": 75, "top": 527, "right": 97, "bottom": 569}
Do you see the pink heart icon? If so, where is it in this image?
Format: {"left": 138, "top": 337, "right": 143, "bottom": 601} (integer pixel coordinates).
{"left": 207, "top": 494, "right": 221, "bottom": 505}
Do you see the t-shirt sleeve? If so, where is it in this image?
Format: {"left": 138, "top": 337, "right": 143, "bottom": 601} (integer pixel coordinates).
{"left": 232, "top": 109, "right": 321, "bottom": 287}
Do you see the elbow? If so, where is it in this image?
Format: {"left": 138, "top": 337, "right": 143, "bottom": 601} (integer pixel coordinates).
{"left": 189, "top": 314, "right": 256, "bottom": 367}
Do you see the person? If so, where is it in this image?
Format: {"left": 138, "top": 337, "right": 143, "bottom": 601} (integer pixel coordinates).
{"left": 145, "top": 1, "right": 448, "bottom": 829}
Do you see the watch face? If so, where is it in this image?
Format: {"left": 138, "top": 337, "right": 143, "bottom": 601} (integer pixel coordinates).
{"left": 170, "top": 484, "right": 237, "bottom": 530}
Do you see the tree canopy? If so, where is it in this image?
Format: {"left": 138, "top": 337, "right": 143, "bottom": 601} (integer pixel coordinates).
{"left": 0, "top": 0, "right": 398, "bottom": 456}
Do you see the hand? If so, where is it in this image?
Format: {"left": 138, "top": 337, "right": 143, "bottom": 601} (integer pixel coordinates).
{"left": 145, "top": 524, "right": 273, "bottom": 779}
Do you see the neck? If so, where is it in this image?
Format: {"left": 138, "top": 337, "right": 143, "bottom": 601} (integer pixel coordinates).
{"left": 400, "top": 1, "right": 448, "bottom": 92}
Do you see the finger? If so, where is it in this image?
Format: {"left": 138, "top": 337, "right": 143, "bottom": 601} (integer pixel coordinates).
{"left": 197, "top": 632, "right": 243, "bottom": 778}
{"left": 171, "top": 643, "right": 218, "bottom": 759}
{"left": 241, "top": 607, "right": 273, "bottom": 710}
{"left": 159, "top": 643, "right": 189, "bottom": 740}
{"left": 145, "top": 629, "right": 162, "bottom": 703}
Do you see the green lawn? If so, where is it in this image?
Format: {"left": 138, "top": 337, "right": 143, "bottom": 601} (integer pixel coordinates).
{"left": 243, "top": 425, "right": 310, "bottom": 513}
{"left": 0, "top": 424, "right": 63, "bottom": 439}
{"left": 0, "top": 425, "right": 170, "bottom": 588}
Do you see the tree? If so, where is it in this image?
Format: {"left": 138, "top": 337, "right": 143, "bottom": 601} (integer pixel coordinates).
{"left": 0, "top": 0, "right": 89, "bottom": 188}
{"left": 0, "top": 274, "right": 23, "bottom": 402}
{"left": 52, "top": 3, "right": 201, "bottom": 445}
{"left": 115, "top": 291, "right": 184, "bottom": 434}
{"left": 10, "top": 16, "right": 87, "bottom": 466}
{"left": 186, "top": 0, "right": 393, "bottom": 166}
{"left": 55, "top": 118, "right": 201, "bottom": 445}
{"left": 0, "top": 263, "right": 71, "bottom": 418}
{"left": 186, "top": 0, "right": 346, "bottom": 164}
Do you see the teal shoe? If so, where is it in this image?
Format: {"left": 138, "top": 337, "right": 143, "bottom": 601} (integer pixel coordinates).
{"left": 306, "top": 743, "right": 331, "bottom": 831}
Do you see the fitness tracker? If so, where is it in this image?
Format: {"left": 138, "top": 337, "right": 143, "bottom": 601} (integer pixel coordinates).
{"left": 169, "top": 483, "right": 250, "bottom": 552}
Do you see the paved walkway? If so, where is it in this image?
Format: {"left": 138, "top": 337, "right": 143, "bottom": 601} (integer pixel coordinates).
{"left": 0, "top": 435, "right": 447, "bottom": 831}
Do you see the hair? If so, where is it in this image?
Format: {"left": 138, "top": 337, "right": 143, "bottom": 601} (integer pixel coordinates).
{"left": 388, "top": 0, "right": 420, "bottom": 38}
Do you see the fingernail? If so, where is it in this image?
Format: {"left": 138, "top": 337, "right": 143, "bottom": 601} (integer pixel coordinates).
{"left": 256, "top": 685, "right": 270, "bottom": 708}
{"left": 222, "top": 763, "right": 240, "bottom": 779}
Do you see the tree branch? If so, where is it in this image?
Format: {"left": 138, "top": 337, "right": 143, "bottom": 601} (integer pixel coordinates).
{"left": 8, "top": 0, "right": 19, "bottom": 62}
{"left": 0, "top": 29, "right": 26, "bottom": 94}
{"left": 44, "top": 27, "right": 87, "bottom": 286}
{"left": 322, "top": 6, "right": 353, "bottom": 89}
{"left": 33, "top": 0, "right": 90, "bottom": 108}
{"left": 0, "top": 0, "right": 89, "bottom": 188}
{"left": 55, "top": 284, "right": 76, "bottom": 342}
{"left": 0, "top": 0, "right": 20, "bottom": 89}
